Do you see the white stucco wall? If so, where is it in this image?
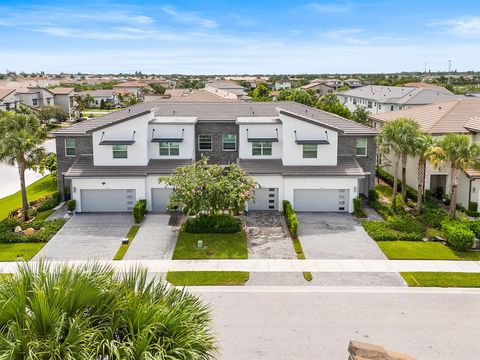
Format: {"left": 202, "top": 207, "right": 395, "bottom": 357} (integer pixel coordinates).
{"left": 70, "top": 177, "right": 146, "bottom": 212}
{"left": 238, "top": 124, "right": 282, "bottom": 159}
{"left": 280, "top": 113, "right": 338, "bottom": 166}
{"left": 92, "top": 112, "right": 153, "bottom": 166}
{"left": 148, "top": 123, "right": 195, "bottom": 159}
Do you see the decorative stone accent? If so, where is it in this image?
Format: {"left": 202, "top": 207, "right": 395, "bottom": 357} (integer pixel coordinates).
{"left": 348, "top": 340, "right": 415, "bottom": 360}
{"left": 23, "top": 228, "right": 36, "bottom": 236}
{"left": 14, "top": 226, "right": 22, "bottom": 233}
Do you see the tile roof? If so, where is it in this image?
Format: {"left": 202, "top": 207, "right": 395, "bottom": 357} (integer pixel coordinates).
{"left": 339, "top": 85, "right": 458, "bottom": 105}
{"left": 77, "top": 89, "right": 115, "bottom": 97}
{"left": 239, "top": 157, "right": 365, "bottom": 176}
{"left": 52, "top": 101, "right": 377, "bottom": 136}
{"left": 0, "top": 88, "right": 15, "bottom": 99}
{"left": 64, "top": 155, "right": 191, "bottom": 177}
{"left": 113, "top": 81, "right": 145, "bottom": 88}
{"left": 48, "top": 87, "right": 74, "bottom": 95}
{"left": 369, "top": 98, "right": 480, "bottom": 134}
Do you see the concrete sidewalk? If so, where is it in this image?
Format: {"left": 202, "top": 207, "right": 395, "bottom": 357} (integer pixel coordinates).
{"left": 4, "top": 259, "right": 480, "bottom": 274}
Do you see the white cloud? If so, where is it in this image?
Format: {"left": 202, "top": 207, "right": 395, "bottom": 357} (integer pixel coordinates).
{"left": 431, "top": 17, "right": 480, "bottom": 38}
{"left": 161, "top": 6, "right": 218, "bottom": 28}
{"left": 307, "top": 2, "right": 352, "bottom": 13}
{"left": 321, "top": 28, "right": 368, "bottom": 44}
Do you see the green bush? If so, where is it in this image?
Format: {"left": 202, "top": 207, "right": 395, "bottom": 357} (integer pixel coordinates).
{"left": 36, "top": 192, "right": 60, "bottom": 212}
{"left": 442, "top": 221, "right": 475, "bottom": 251}
{"left": 184, "top": 214, "right": 242, "bottom": 233}
{"left": 469, "top": 202, "right": 478, "bottom": 212}
{"left": 282, "top": 200, "right": 299, "bottom": 238}
{"left": 362, "top": 215, "right": 424, "bottom": 242}
{"left": 418, "top": 206, "right": 447, "bottom": 229}
{"left": 368, "top": 200, "right": 394, "bottom": 220}
{"left": 133, "top": 199, "right": 147, "bottom": 224}
{"left": 368, "top": 189, "right": 378, "bottom": 202}
{"left": 362, "top": 221, "right": 398, "bottom": 241}
{"left": 66, "top": 199, "right": 76, "bottom": 212}
{"left": 353, "top": 197, "right": 366, "bottom": 218}
{"left": 465, "top": 210, "right": 480, "bottom": 218}
{"left": 465, "top": 220, "right": 480, "bottom": 238}
{"left": 0, "top": 218, "right": 65, "bottom": 243}
{"left": 388, "top": 215, "right": 424, "bottom": 235}
{"left": 375, "top": 167, "right": 417, "bottom": 200}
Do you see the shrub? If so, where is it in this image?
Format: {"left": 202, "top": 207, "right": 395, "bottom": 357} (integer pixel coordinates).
{"left": 66, "top": 199, "right": 76, "bottom": 212}
{"left": 426, "top": 227, "right": 443, "bottom": 239}
{"left": 133, "top": 199, "right": 147, "bottom": 224}
{"left": 388, "top": 215, "right": 424, "bottom": 235}
{"left": 0, "top": 218, "right": 65, "bottom": 243}
{"left": 36, "top": 192, "right": 60, "bottom": 212}
{"left": 442, "top": 221, "right": 475, "bottom": 251}
{"left": 368, "top": 189, "right": 378, "bottom": 202}
{"left": 362, "top": 221, "right": 398, "bottom": 241}
{"left": 418, "top": 206, "right": 447, "bottom": 229}
{"left": 353, "top": 197, "right": 366, "bottom": 218}
{"left": 465, "top": 210, "right": 480, "bottom": 218}
{"left": 368, "top": 200, "right": 394, "bottom": 220}
{"left": 282, "top": 200, "right": 299, "bottom": 238}
{"left": 465, "top": 220, "right": 480, "bottom": 238}
{"left": 184, "top": 214, "right": 242, "bottom": 233}
{"left": 375, "top": 167, "right": 417, "bottom": 200}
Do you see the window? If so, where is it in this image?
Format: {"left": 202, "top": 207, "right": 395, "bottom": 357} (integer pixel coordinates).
{"left": 356, "top": 138, "right": 367, "bottom": 156}
{"left": 198, "top": 135, "right": 212, "bottom": 151}
{"left": 390, "top": 105, "right": 394, "bottom": 111}
{"left": 353, "top": 98, "right": 357, "bottom": 105}
{"left": 252, "top": 142, "right": 272, "bottom": 156}
{"left": 378, "top": 104, "right": 382, "bottom": 110}
{"left": 159, "top": 142, "right": 179, "bottom": 156}
{"left": 32, "top": 99, "right": 38, "bottom": 106}
{"left": 222, "top": 134, "right": 236, "bottom": 151}
{"left": 46, "top": 99, "right": 51, "bottom": 105}
{"left": 112, "top": 144, "right": 128, "bottom": 159}
{"left": 367, "top": 100, "right": 372, "bottom": 109}
{"left": 302, "top": 144, "right": 317, "bottom": 158}
{"left": 65, "top": 138, "right": 76, "bottom": 157}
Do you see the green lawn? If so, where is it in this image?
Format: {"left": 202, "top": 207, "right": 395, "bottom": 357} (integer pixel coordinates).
{"left": 377, "top": 241, "right": 480, "bottom": 260}
{"left": 172, "top": 230, "right": 248, "bottom": 259}
{"left": 401, "top": 272, "right": 480, "bottom": 287}
{"left": 0, "top": 243, "right": 46, "bottom": 261}
{"left": 0, "top": 174, "right": 57, "bottom": 221}
{"left": 113, "top": 225, "right": 140, "bottom": 260}
{"left": 166, "top": 271, "right": 249, "bottom": 286}
{"left": 35, "top": 209, "right": 55, "bottom": 221}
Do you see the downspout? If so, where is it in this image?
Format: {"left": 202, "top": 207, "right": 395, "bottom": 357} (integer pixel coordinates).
{"left": 468, "top": 178, "right": 473, "bottom": 208}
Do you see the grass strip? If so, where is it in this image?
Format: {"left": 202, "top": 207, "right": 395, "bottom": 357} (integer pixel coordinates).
{"left": 0, "top": 243, "right": 46, "bottom": 261}
{"left": 401, "top": 272, "right": 480, "bottom": 287}
{"left": 378, "top": 241, "right": 480, "bottom": 260}
{"left": 113, "top": 225, "right": 140, "bottom": 260}
{"left": 166, "top": 271, "right": 249, "bottom": 286}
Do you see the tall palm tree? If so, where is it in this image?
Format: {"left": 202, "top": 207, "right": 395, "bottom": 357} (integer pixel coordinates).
{"left": 0, "top": 112, "right": 47, "bottom": 221}
{"left": 430, "top": 133, "right": 480, "bottom": 218}
{"left": 412, "top": 132, "right": 435, "bottom": 213}
{"left": 0, "top": 262, "right": 218, "bottom": 359}
{"left": 378, "top": 118, "right": 419, "bottom": 210}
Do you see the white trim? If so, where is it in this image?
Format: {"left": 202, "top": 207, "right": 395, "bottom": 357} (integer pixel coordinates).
{"left": 355, "top": 137, "right": 367, "bottom": 157}
{"left": 65, "top": 138, "right": 76, "bottom": 157}
{"left": 198, "top": 134, "right": 212, "bottom": 151}
{"left": 222, "top": 134, "right": 237, "bottom": 151}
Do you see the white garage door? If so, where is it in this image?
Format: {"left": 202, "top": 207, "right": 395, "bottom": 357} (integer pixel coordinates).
{"left": 248, "top": 188, "right": 278, "bottom": 211}
{"left": 293, "top": 189, "right": 349, "bottom": 212}
{"left": 151, "top": 188, "right": 173, "bottom": 212}
{"left": 81, "top": 189, "right": 136, "bottom": 212}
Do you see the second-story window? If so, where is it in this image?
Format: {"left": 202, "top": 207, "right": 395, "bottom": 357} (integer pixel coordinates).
{"left": 32, "top": 99, "right": 38, "bottom": 106}
{"left": 198, "top": 135, "right": 212, "bottom": 151}
{"left": 302, "top": 144, "right": 317, "bottom": 158}
{"left": 113, "top": 144, "right": 128, "bottom": 159}
{"left": 252, "top": 142, "right": 272, "bottom": 156}
{"left": 222, "top": 134, "right": 236, "bottom": 151}
{"left": 356, "top": 138, "right": 367, "bottom": 156}
{"left": 159, "top": 142, "right": 179, "bottom": 156}
{"left": 65, "top": 138, "right": 76, "bottom": 157}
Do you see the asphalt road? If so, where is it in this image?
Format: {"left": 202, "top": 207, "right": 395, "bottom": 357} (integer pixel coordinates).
{"left": 194, "top": 287, "right": 480, "bottom": 360}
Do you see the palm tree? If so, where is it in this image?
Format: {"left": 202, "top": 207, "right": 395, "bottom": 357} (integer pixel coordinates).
{"left": 412, "top": 132, "right": 435, "bottom": 213}
{"left": 378, "top": 118, "right": 419, "bottom": 210}
{"left": 0, "top": 262, "right": 218, "bottom": 359}
{"left": 430, "top": 133, "right": 480, "bottom": 218}
{"left": 0, "top": 112, "right": 47, "bottom": 221}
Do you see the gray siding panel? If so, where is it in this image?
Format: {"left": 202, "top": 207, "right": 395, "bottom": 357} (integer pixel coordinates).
{"left": 195, "top": 122, "right": 239, "bottom": 164}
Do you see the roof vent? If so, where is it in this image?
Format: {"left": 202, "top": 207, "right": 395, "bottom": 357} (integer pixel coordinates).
{"left": 128, "top": 109, "right": 131, "bottom": 112}
{"left": 439, "top": 106, "right": 442, "bottom": 110}
{"left": 173, "top": 109, "right": 176, "bottom": 115}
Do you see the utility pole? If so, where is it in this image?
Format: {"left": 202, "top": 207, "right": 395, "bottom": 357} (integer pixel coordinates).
{"left": 424, "top": 62, "right": 427, "bottom": 73}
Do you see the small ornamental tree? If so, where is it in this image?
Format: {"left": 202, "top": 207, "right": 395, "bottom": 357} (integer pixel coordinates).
{"left": 159, "top": 156, "right": 257, "bottom": 215}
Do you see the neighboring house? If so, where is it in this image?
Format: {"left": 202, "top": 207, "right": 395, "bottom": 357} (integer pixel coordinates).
{"left": 15, "top": 87, "right": 54, "bottom": 108}
{"left": 51, "top": 101, "right": 377, "bottom": 213}
{"left": 402, "top": 82, "right": 447, "bottom": 90}
{"left": 274, "top": 81, "right": 292, "bottom": 91}
{"left": 300, "top": 82, "right": 336, "bottom": 96}
{"left": 338, "top": 85, "right": 460, "bottom": 116}
{"left": 112, "top": 81, "right": 145, "bottom": 99}
{"left": 369, "top": 98, "right": 480, "bottom": 210}
{"left": 145, "top": 89, "right": 238, "bottom": 103}
{"left": 147, "top": 79, "right": 176, "bottom": 89}
{"left": 204, "top": 80, "right": 250, "bottom": 101}
{"left": 344, "top": 79, "right": 363, "bottom": 88}
{"left": 48, "top": 87, "right": 75, "bottom": 115}
{"left": 0, "top": 88, "right": 17, "bottom": 111}
{"left": 76, "top": 90, "right": 118, "bottom": 108}
{"left": 312, "top": 78, "right": 343, "bottom": 89}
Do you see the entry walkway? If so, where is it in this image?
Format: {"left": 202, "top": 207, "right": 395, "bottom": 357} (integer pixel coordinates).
{"left": 3, "top": 259, "right": 480, "bottom": 274}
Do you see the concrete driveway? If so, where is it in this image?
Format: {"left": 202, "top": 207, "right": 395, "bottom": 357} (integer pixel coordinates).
{"left": 34, "top": 213, "right": 134, "bottom": 260}
{"left": 298, "top": 212, "right": 387, "bottom": 260}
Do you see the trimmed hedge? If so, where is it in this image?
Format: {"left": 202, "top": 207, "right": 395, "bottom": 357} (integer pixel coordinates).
{"left": 282, "top": 200, "right": 299, "bottom": 238}
{"left": 0, "top": 218, "right": 65, "bottom": 243}
{"left": 36, "top": 192, "right": 60, "bottom": 212}
{"left": 363, "top": 215, "right": 424, "bottom": 242}
{"left": 184, "top": 214, "right": 242, "bottom": 234}
{"left": 133, "top": 199, "right": 147, "bottom": 224}
{"left": 442, "top": 221, "right": 475, "bottom": 251}
{"left": 353, "top": 197, "right": 366, "bottom": 218}
{"left": 66, "top": 199, "right": 76, "bottom": 212}
{"left": 376, "top": 167, "right": 418, "bottom": 200}
{"left": 418, "top": 206, "right": 447, "bottom": 229}
{"left": 469, "top": 202, "right": 478, "bottom": 212}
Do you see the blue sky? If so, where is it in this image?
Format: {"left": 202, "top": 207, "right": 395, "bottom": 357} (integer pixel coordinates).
{"left": 0, "top": 0, "right": 479, "bottom": 74}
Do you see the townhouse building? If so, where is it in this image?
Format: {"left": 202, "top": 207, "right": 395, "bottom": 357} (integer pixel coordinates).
{"left": 52, "top": 101, "right": 377, "bottom": 213}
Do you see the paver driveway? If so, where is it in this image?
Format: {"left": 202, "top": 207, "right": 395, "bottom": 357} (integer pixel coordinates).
{"left": 34, "top": 213, "right": 134, "bottom": 260}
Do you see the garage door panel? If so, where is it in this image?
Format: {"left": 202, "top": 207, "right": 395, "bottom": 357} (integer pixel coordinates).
{"left": 248, "top": 188, "right": 278, "bottom": 211}
{"left": 81, "top": 189, "right": 135, "bottom": 212}
{"left": 294, "top": 189, "right": 349, "bottom": 212}
{"left": 151, "top": 188, "right": 173, "bottom": 212}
